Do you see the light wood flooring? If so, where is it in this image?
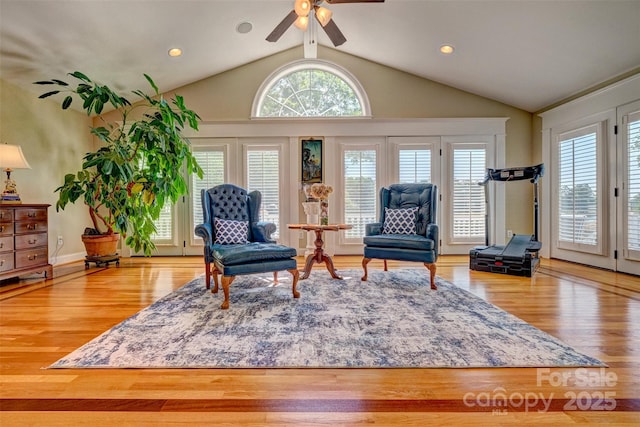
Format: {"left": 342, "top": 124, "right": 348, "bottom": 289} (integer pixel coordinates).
{"left": 0, "top": 255, "right": 638, "bottom": 425}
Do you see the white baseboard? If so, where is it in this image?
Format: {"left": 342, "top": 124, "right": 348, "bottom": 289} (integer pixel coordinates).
{"left": 50, "top": 251, "right": 86, "bottom": 266}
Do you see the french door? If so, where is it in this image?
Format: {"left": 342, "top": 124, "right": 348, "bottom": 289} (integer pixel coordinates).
{"left": 548, "top": 101, "right": 640, "bottom": 275}
{"left": 617, "top": 101, "right": 640, "bottom": 275}
{"left": 336, "top": 135, "right": 498, "bottom": 255}
{"left": 136, "top": 141, "right": 229, "bottom": 256}
{"left": 144, "top": 138, "right": 291, "bottom": 256}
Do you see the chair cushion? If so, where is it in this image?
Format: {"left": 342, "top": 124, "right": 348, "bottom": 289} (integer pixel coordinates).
{"left": 364, "top": 246, "right": 437, "bottom": 264}
{"left": 218, "top": 258, "right": 298, "bottom": 277}
{"left": 214, "top": 218, "right": 248, "bottom": 244}
{"left": 212, "top": 242, "right": 296, "bottom": 266}
{"left": 363, "top": 233, "right": 434, "bottom": 251}
{"left": 382, "top": 207, "right": 418, "bottom": 235}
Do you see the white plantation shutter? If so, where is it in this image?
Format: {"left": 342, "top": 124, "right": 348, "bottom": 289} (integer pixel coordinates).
{"left": 152, "top": 204, "right": 173, "bottom": 241}
{"left": 452, "top": 148, "right": 486, "bottom": 242}
{"left": 558, "top": 130, "right": 599, "bottom": 249}
{"left": 626, "top": 112, "right": 640, "bottom": 255}
{"left": 247, "top": 149, "right": 280, "bottom": 238}
{"left": 191, "top": 150, "right": 225, "bottom": 238}
{"left": 344, "top": 149, "right": 377, "bottom": 238}
{"left": 399, "top": 149, "right": 431, "bottom": 183}
{"left": 152, "top": 149, "right": 226, "bottom": 243}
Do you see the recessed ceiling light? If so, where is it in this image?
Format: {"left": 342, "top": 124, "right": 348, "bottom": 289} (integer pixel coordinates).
{"left": 439, "top": 44, "right": 455, "bottom": 55}
{"left": 168, "top": 48, "right": 183, "bottom": 57}
{"left": 236, "top": 21, "right": 253, "bottom": 34}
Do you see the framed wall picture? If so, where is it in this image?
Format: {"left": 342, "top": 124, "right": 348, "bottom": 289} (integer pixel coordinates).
{"left": 301, "top": 137, "right": 323, "bottom": 184}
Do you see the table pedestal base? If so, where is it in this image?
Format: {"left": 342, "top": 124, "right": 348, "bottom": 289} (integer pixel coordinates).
{"left": 300, "top": 229, "right": 343, "bottom": 280}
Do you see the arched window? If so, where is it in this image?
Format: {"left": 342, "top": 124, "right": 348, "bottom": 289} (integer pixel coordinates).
{"left": 252, "top": 59, "right": 371, "bottom": 118}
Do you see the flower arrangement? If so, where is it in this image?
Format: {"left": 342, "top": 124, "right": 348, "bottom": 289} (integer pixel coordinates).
{"left": 308, "top": 183, "right": 333, "bottom": 200}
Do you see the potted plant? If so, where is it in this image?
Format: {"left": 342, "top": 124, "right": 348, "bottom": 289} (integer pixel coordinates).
{"left": 35, "top": 72, "right": 203, "bottom": 256}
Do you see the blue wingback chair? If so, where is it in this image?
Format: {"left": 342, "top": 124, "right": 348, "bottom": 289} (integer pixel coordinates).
{"left": 194, "top": 184, "right": 299, "bottom": 309}
{"left": 361, "top": 183, "right": 438, "bottom": 289}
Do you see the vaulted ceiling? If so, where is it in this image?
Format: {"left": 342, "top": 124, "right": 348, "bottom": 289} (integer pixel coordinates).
{"left": 1, "top": 0, "right": 639, "bottom": 113}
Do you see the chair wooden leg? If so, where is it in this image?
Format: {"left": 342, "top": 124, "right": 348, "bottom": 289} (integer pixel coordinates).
{"left": 424, "top": 262, "right": 437, "bottom": 290}
{"left": 361, "top": 257, "right": 371, "bottom": 281}
{"left": 383, "top": 260, "right": 388, "bottom": 271}
{"left": 205, "top": 262, "right": 211, "bottom": 289}
{"left": 220, "top": 275, "right": 235, "bottom": 309}
{"left": 288, "top": 268, "right": 300, "bottom": 298}
{"left": 212, "top": 267, "right": 220, "bottom": 294}
{"left": 273, "top": 271, "right": 279, "bottom": 283}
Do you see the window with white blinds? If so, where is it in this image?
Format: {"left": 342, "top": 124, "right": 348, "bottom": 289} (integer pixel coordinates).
{"left": 557, "top": 127, "right": 599, "bottom": 250}
{"left": 399, "top": 149, "right": 431, "bottom": 183}
{"left": 344, "top": 149, "right": 376, "bottom": 238}
{"left": 151, "top": 204, "right": 174, "bottom": 241}
{"left": 626, "top": 113, "right": 640, "bottom": 254}
{"left": 247, "top": 149, "right": 280, "bottom": 238}
{"left": 452, "top": 148, "right": 486, "bottom": 242}
{"left": 191, "top": 150, "right": 225, "bottom": 238}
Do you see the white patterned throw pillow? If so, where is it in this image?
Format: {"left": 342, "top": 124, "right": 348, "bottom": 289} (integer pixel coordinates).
{"left": 214, "top": 218, "right": 249, "bottom": 244}
{"left": 382, "top": 207, "right": 418, "bottom": 235}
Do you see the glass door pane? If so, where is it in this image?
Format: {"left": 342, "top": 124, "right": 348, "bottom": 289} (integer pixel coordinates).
{"left": 556, "top": 125, "right": 602, "bottom": 254}
{"left": 247, "top": 149, "right": 281, "bottom": 239}
{"left": 451, "top": 148, "right": 486, "bottom": 243}
{"left": 399, "top": 149, "right": 431, "bottom": 183}
{"left": 343, "top": 149, "right": 377, "bottom": 239}
{"left": 626, "top": 113, "right": 640, "bottom": 257}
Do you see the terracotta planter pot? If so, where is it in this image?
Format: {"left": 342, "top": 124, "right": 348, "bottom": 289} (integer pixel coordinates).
{"left": 81, "top": 233, "right": 119, "bottom": 257}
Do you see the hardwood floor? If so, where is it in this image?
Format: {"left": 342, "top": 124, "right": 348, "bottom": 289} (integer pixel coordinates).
{"left": 0, "top": 255, "right": 638, "bottom": 425}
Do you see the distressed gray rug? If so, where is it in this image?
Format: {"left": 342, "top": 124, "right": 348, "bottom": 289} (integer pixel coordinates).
{"left": 49, "top": 269, "right": 603, "bottom": 368}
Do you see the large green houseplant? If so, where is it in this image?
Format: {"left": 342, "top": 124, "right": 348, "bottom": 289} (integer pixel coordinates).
{"left": 36, "top": 72, "right": 203, "bottom": 256}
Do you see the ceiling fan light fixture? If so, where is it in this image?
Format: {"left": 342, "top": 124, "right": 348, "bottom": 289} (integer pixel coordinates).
{"left": 294, "top": 0, "right": 311, "bottom": 17}
{"left": 294, "top": 15, "right": 309, "bottom": 31}
{"left": 315, "top": 6, "right": 333, "bottom": 27}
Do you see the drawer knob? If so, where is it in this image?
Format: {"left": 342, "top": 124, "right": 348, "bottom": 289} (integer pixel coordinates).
{"left": 28, "top": 239, "right": 37, "bottom": 245}
{"left": 28, "top": 254, "right": 38, "bottom": 261}
{"left": 27, "top": 224, "right": 37, "bottom": 230}
{"left": 27, "top": 212, "right": 36, "bottom": 218}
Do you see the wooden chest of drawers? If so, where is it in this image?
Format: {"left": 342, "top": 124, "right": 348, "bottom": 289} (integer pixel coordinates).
{"left": 0, "top": 204, "right": 53, "bottom": 281}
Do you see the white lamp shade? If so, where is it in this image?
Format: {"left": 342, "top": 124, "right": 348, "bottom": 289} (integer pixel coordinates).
{"left": 294, "top": 15, "right": 309, "bottom": 31}
{"left": 0, "top": 144, "right": 31, "bottom": 169}
{"left": 315, "top": 6, "right": 333, "bottom": 27}
{"left": 294, "top": 0, "right": 311, "bottom": 17}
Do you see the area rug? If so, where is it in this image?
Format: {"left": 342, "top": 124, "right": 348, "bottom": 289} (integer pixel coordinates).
{"left": 48, "top": 269, "right": 604, "bottom": 369}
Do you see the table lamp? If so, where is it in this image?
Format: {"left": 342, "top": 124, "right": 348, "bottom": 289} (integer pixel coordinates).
{"left": 0, "top": 143, "right": 31, "bottom": 204}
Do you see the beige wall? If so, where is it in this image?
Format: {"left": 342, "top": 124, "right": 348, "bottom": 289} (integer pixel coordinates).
{"left": 0, "top": 79, "right": 92, "bottom": 260}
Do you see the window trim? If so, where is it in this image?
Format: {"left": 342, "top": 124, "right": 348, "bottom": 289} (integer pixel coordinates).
{"left": 251, "top": 59, "right": 372, "bottom": 118}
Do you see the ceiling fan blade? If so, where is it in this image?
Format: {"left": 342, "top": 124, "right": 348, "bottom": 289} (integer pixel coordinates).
{"left": 320, "top": 18, "right": 347, "bottom": 47}
{"left": 266, "top": 10, "right": 298, "bottom": 42}
{"left": 324, "top": 0, "right": 385, "bottom": 3}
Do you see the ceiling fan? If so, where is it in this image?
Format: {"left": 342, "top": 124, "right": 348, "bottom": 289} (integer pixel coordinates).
{"left": 266, "top": 0, "right": 385, "bottom": 47}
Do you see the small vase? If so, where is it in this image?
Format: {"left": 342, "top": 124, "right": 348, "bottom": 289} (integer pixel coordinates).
{"left": 320, "top": 199, "right": 329, "bottom": 225}
{"left": 302, "top": 201, "right": 320, "bottom": 225}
